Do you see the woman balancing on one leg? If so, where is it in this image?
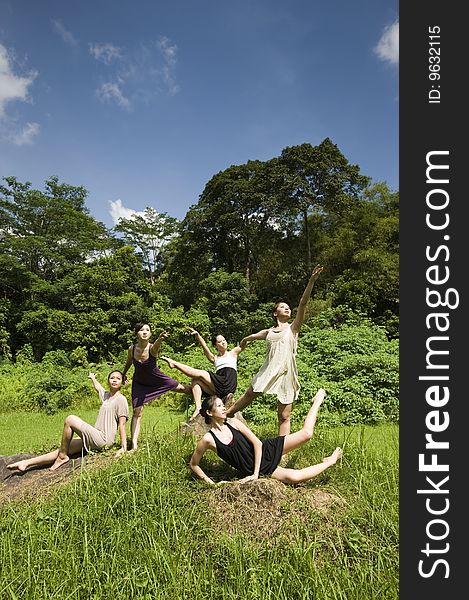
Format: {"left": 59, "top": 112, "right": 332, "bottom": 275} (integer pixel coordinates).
{"left": 161, "top": 328, "right": 244, "bottom": 421}
{"left": 190, "top": 389, "right": 342, "bottom": 485}
{"left": 122, "top": 322, "right": 192, "bottom": 450}
{"left": 7, "top": 371, "right": 129, "bottom": 473}
{"left": 227, "top": 264, "right": 323, "bottom": 436}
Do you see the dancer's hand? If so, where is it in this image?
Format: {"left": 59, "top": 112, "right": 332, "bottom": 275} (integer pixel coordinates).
{"left": 186, "top": 326, "right": 198, "bottom": 336}
{"left": 88, "top": 372, "right": 97, "bottom": 380}
{"left": 310, "top": 264, "right": 324, "bottom": 280}
{"left": 158, "top": 330, "right": 170, "bottom": 340}
{"left": 238, "top": 474, "right": 259, "bottom": 484}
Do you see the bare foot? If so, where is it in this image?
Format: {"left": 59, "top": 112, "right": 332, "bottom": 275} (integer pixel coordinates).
{"left": 312, "top": 388, "right": 326, "bottom": 407}
{"left": 160, "top": 356, "right": 175, "bottom": 369}
{"left": 50, "top": 455, "right": 70, "bottom": 471}
{"left": 324, "top": 447, "right": 342, "bottom": 466}
{"left": 7, "top": 460, "right": 29, "bottom": 472}
{"left": 128, "top": 447, "right": 138, "bottom": 454}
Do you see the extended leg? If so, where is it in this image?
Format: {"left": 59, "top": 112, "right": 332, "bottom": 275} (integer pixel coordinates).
{"left": 270, "top": 448, "right": 342, "bottom": 484}
{"left": 160, "top": 357, "right": 213, "bottom": 387}
{"left": 7, "top": 438, "right": 85, "bottom": 472}
{"left": 226, "top": 386, "right": 260, "bottom": 417}
{"left": 282, "top": 389, "right": 326, "bottom": 454}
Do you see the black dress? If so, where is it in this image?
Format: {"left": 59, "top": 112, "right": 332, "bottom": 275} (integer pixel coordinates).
{"left": 209, "top": 421, "right": 284, "bottom": 476}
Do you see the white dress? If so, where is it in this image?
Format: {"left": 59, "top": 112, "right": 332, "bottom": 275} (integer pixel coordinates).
{"left": 251, "top": 325, "right": 300, "bottom": 405}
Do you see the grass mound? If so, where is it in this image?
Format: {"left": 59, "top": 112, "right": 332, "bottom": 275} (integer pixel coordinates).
{"left": 207, "top": 478, "right": 345, "bottom": 546}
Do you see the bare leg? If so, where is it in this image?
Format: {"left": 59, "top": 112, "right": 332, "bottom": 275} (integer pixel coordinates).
{"left": 7, "top": 438, "right": 85, "bottom": 472}
{"left": 50, "top": 415, "right": 89, "bottom": 470}
{"left": 131, "top": 405, "right": 144, "bottom": 450}
{"left": 160, "top": 357, "right": 213, "bottom": 387}
{"left": 270, "top": 447, "right": 342, "bottom": 484}
{"left": 226, "top": 386, "right": 261, "bottom": 417}
{"left": 277, "top": 403, "right": 292, "bottom": 436}
{"left": 282, "top": 389, "right": 326, "bottom": 454}
{"left": 172, "top": 382, "right": 193, "bottom": 395}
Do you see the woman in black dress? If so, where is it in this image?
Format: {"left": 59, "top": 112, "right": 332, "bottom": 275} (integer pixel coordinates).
{"left": 161, "top": 328, "right": 244, "bottom": 422}
{"left": 190, "top": 388, "right": 342, "bottom": 485}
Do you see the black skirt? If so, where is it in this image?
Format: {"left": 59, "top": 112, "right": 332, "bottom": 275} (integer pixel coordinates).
{"left": 209, "top": 367, "right": 237, "bottom": 398}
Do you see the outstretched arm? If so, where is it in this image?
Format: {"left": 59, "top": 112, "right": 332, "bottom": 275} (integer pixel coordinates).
{"left": 88, "top": 372, "right": 105, "bottom": 401}
{"left": 187, "top": 327, "right": 215, "bottom": 363}
{"left": 239, "top": 329, "right": 270, "bottom": 351}
{"left": 190, "top": 436, "right": 217, "bottom": 484}
{"left": 291, "top": 264, "right": 323, "bottom": 335}
{"left": 228, "top": 418, "right": 262, "bottom": 483}
{"left": 150, "top": 331, "right": 170, "bottom": 357}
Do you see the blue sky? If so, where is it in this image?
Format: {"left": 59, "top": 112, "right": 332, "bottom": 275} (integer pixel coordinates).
{"left": 0, "top": 0, "right": 398, "bottom": 228}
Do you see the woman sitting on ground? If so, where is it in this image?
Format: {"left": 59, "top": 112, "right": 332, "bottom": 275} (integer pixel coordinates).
{"left": 190, "top": 388, "right": 342, "bottom": 485}
{"left": 7, "top": 371, "right": 129, "bottom": 472}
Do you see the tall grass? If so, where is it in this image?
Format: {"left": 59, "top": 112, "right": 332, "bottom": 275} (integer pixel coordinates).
{"left": 0, "top": 421, "right": 398, "bottom": 600}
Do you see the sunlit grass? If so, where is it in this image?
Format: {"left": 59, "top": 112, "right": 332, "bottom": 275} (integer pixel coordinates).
{"left": 0, "top": 401, "right": 398, "bottom": 600}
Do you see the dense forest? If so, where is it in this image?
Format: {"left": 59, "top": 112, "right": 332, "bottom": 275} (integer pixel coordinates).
{"left": 0, "top": 138, "right": 398, "bottom": 361}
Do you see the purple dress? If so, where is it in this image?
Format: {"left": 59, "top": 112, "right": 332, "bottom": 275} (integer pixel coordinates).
{"left": 131, "top": 344, "right": 179, "bottom": 409}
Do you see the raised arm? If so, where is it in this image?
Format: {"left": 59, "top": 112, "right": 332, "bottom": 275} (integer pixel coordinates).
{"left": 187, "top": 327, "right": 215, "bottom": 363}
{"left": 228, "top": 418, "right": 262, "bottom": 483}
{"left": 291, "top": 264, "right": 323, "bottom": 335}
{"left": 150, "top": 331, "right": 170, "bottom": 357}
{"left": 189, "top": 435, "right": 217, "bottom": 484}
{"left": 88, "top": 372, "right": 105, "bottom": 400}
{"left": 239, "top": 329, "right": 270, "bottom": 351}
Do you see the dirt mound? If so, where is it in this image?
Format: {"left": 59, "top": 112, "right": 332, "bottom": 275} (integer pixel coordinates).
{"left": 206, "top": 478, "right": 344, "bottom": 544}
{"left": 0, "top": 453, "right": 96, "bottom": 504}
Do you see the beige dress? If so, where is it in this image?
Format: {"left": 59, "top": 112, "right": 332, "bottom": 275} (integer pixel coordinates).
{"left": 80, "top": 390, "right": 129, "bottom": 451}
{"left": 251, "top": 325, "right": 300, "bottom": 405}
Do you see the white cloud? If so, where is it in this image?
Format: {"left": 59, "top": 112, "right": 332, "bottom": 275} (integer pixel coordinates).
{"left": 109, "top": 199, "right": 145, "bottom": 225}
{"left": 51, "top": 19, "right": 78, "bottom": 47}
{"left": 96, "top": 81, "right": 131, "bottom": 110}
{"left": 10, "top": 121, "right": 40, "bottom": 145}
{"left": 375, "top": 20, "right": 399, "bottom": 65}
{"left": 89, "top": 42, "right": 122, "bottom": 64}
{"left": 0, "top": 44, "right": 37, "bottom": 117}
{"left": 157, "top": 36, "right": 179, "bottom": 95}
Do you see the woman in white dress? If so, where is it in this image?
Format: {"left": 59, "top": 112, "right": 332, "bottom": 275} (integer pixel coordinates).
{"left": 227, "top": 265, "right": 323, "bottom": 436}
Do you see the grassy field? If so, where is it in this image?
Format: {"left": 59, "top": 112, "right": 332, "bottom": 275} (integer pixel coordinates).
{"left": 0, "top": 405, "right": 398, "bottom": 600}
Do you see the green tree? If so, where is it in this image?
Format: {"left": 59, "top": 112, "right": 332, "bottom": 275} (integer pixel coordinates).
{"left": 279, "top": 138, "right": 370, "bottom": 269}
{"left": 114, "top": 207, "right": 179, "bottom": 284}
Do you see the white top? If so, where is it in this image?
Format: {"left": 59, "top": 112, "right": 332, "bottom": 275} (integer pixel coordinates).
{"left": 214, "top": 353, "right": 238, "bottom": 371}
{"left": 251, "top": 324, "right": 300, "bottom": 405}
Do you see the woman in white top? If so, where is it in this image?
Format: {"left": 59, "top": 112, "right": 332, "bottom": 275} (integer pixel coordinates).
{"left": 7, "top": 371, "right": 129, "bottom": 472}
{"left": 161, "top": 328, "right": 244, "bottom": 421}
{"left": 227, "top": 264, "right": 323, "bottom": 436}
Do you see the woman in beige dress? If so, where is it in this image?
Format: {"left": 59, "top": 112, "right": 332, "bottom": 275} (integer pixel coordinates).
{"left": 227, "top": 265, "right": 323, "bottom": 436}
{"left": 7, "top": 371, "right": 129, "bottom": 472}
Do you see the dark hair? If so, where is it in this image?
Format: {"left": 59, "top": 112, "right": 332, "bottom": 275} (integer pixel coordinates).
{"left": 272, "top": 300, "right": 290, "bottom": 322}
{"left": 211, "top": 333, "right": 224, "bottom": 346}
{"left": 200, "top": 396, "right": 218, "bottom": 424}
{"left": 134, "top": 322, "right": 150, "bottom": 335}
{"left": 107, "top": 370, "right": 124, "bottom": 382}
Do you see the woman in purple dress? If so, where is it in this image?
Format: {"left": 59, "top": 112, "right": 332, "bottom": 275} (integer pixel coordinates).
{"left": 122, "top": 322, "right": 192, "bottom": 450}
